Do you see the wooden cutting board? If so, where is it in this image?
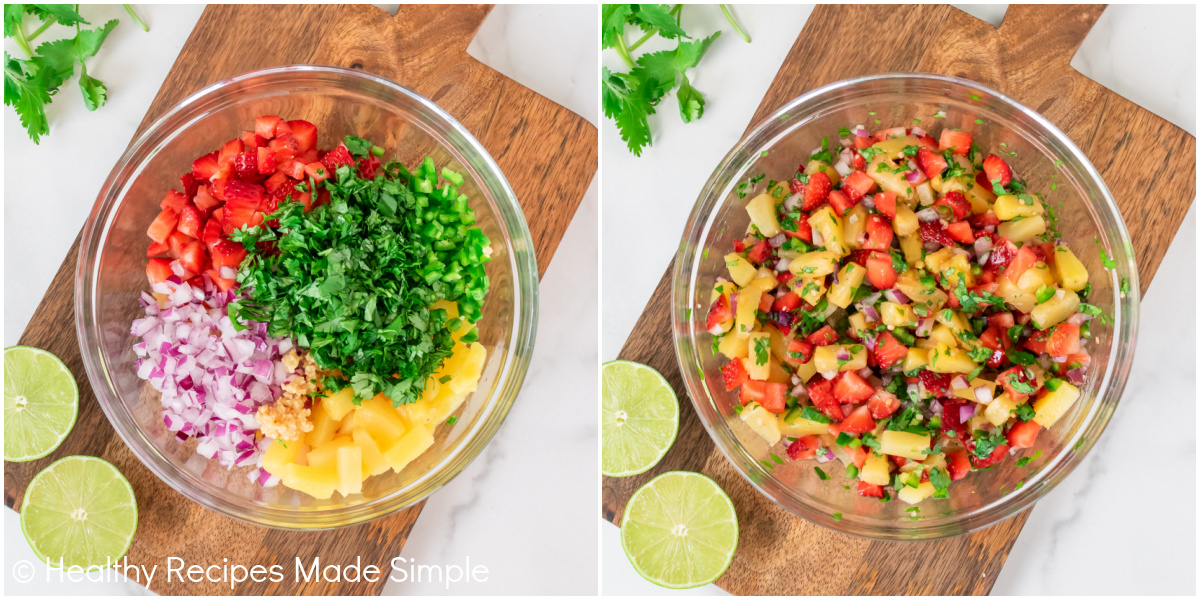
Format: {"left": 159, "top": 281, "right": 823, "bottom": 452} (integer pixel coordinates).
{"left": 4, "top": 4, "right": 596, "bottom": 595}
{"left": 602, "top": 4, "right": 1194, "bottom": 596}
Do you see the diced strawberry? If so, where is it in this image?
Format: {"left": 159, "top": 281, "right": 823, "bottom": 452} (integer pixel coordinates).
{"left": 862, "top": 215, "right": 894, "bottom": 251}
{"left": 721, "top": 358, "right": 749, "bottom": 391}
{"left": 210, "top": 179, "right": 227, "bottom": 201}
{"left": 233, "top": 150, "right": 262, "bottom": 182}
{"left": 982, "top": 154, "right": 1013, "bottom": 187}
{"left": 217, "top": 138, "right": 244, "bottom": 169}
{"left": 867, "top": 390, "right": 901, "bottom": 419}
{"left": 180, "top": 173, "right": 200, "bottom": 199}
{"left": 873, "top": 127, "right": 907, "bottom": 141}
{"left": 970, "top": 211, "right": 1001, "bottom": 228}
{"left": 146, "top": 258, "right": 173, "bottom": 284}
{"left": 257, "top": 146, "right": 277, "bottom": 175}
{"left": 1004, "top": 245, "right": 1038, "bottom": 281}
{"left": 827, "top": 189, "right": 856, "bottom": 216}
{"left": 272, "top": 119, "right": 293, "bottom": 138}
{"left": 873, "top": 331, "right": 907, "bottom": 369}
{"left": 786, "top": 339, "right": 814, "bottom": 364}
{"left": 865, "top": 251, "right": 897, "bottom": 290}
{"left": 919, "top": 369, "right": 953, "bottom": 398}
{"left": 1058, "top": 352, "right": 1091, "bottom": 376}
{"left": 890, "top": 455, "right": 908, "bottom": 468}
{"left": 146, "top": 241, "right": 169, "bottom": 258}
{"left": 851, "top": 150, "right": 866, "bottom": 171}
{"left": 192, "top": 151, "right": 219, "bottom": 180}
{"left": 918, "top": 220, "right": 954, "bottom": 246}
{"left": 997, "top": 366, "right": 1035, "bottom": 401}
{"left": 268, "top": 132, "right": 299, "bottom": 164}
{"left": 287, "top": 120, "right": 318, "bottom": 153}
{"left": 176, "top": 205, "right": 204, "bottom": 238}
{"left": 255, "top": 115, "right": 283, "bottom": 139}
{"left": 193, "top": 185, "right": 219, "bottom": 211}
{"left": 873, "top": 191, "right": 897, "bottom": 219}
{"left": 969, "top": 442, "right": 1009, "bottom": 469}
{"left": 832, "top": 405, "right": 876, "bottom": 435}
{"left": 935, "top": 191, "right": 971, "bottom": 221}
{"left": 807, "top": 378, "right": 843, "bottom": 420}
{"left": 856, "top": 480, "right": 885, "bottom": 498}
{"left": 946, "top": 449, "right": 971, "bottom": 480}
{"left": 988, "top": 311, "right": 1015, "bottom": 331}
{"left": 358, "top": 155, "right": 382, "bottom": 180}
{"left": 206, "top": 268, "right": 237, "bottom": 292}
{"left": 802, "top": 171, "right": 832, "bottom": 211}
{"left": 147, "top": 208, "right": 179, "bottom": 243}
{"left": 263, "top": 171, "right": 290, "bottom": 194}
{"left": 210, "top": 238, "right": 247, "bottom": 270}
{"left": 806, "top": 325, "right": 839, "bottom": 347}
{"left": 842, "top": 171, "right": 877, "bottom": 201}
{"left": 770, "top": 290, "right": 798, "bottom": 313}
{"left": 732, "top": 239, "right": 746, "bottom": 253}
{"left": 757, "top": 293, "right": 773, "bottom": 313}
{"left": 240, "top": 130, "right": 262, "bottom": 149}
{"left": 740, "top": 380, "right": 788, "bottom": 414}
{"left": 849, "top": 445, "right": 869, "bottom": 469}
{"left": 987, "top": 236, "right": 1018, "bottom": 271}
{"left": 707, "top": 294, "right": 734, "bottom": 335}
{"left": 1023, "top": 331, "right": 1048, "bottom": 355}
{"left": 940, "top": 398, "right": 969, "bottom": 440}
{"left": 852, "top": 134, "right": 874, "bottom": 149}
{"left": 160, "top": 189, "right": 188, "bottom": 212}
{"left": 176, "top": 241, "right": 208, "bottom": 278}
{"left": 946, "top": 221, "right": 974, "bottom": 244}
{"left": 916, "top": 146, "right": 948, "bottom": 178}
{"left": 787, "top": 435, "right": 821, "bottom": 460}
{"left": 200, "top": 219, "right": 222, "bottom": 247}
{"left": 746, "top": 239, "right": 771, "bottom": 265}
{"left": 1006, "top": 420, "right": 1040, "bottom": 449}
{"left": 321, "top": 142, "right": 355, "bottom": 175}
{"left": 305, "top": 161, "right": 331, "bottom": 182}
{"left": 833, "top": 372, "right": 875, "bottom": 405}
{"left": 1045, "top": 323, "right": 1081, "bottom": 356}
{"left": 938, "top": 129, "right": 972, "bottom": 155}
{"left": 278, "top": 159, "right": 306, "bottom": 180}
{"left": 782, "top": 212, "right": 812, "bottom": 242}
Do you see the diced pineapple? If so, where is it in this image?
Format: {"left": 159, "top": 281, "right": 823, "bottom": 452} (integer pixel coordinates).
{"left": 718, "top": 333, "right": 750, "bottom": 359}
{"left": 997, "top": 273, "right": 1037, "bottom": 313}
{"left": 281, "top": 463, "right": 337, "bottom": 500}
{"left": 899, "top": 233, "right": 924, "bottom": 265}
{"left": 306, "top": 435, "right": 355, "bottom": 469}
{"left": 796, "top": 277, "right": 826, "bottom": 306}
{"left": 847, "top": 312, "right": 870, "bottom": 341}
{"left": 740, "top": 402, "right": 781, "bottom": 445}
{"left": 993, "top": 194, "right": 1045, "bottom": 221}
{"left": 765, "top": 324, "right": 790, "bottom": 363}
{"left": 878, "top": 430, "right": 932, "bottom": 460}
{"left": 943, "top": 253, "right": 975, "bottom": 288}
{"left": 894, "top": 272, "right": 948, "bottom": 313}
{"left": 842, "top": 205, "right": 868, "bottom": 250}
{"left": 860, "top": 452, "right": 891, "bottom": 485}
{"left": 953, "top": 379, "right": 997, "bottom": 403}
{"left": 897, "top": 481, "right": 937, "bottom": 504}
{"left": 914, "top": 182, "right": 935, "bottom": 208}
{"left": 305, "top": 400, "right": 341, "bottom": 448}
{"left": 928, "top": 343, "right": 976, "bottom": 374}
{"left": 809, "top": 207, "right": 847, "bottom": 256}
{"left": 880, "top": 302, "right": 917, "bottom": 328}
{"left": 928, "top": 323, "right": 959, "bottom": 348}
{"left": 335, "top": 446, "right": 364, "bottom": 496}
{"left": 788, "top": 250, "right": 841, "bottom": 277}
{"left": 922, "top": 452, "right": 947, "bottom": 471}
{"left": 870, "top": 136, "right": 921, "bottom": 159}
{"left": 779, "top": 412, "right": 830, "bottom": 437}
{"left": 357, "top": 395, "right": 408, "bottom": 443}
{"left": 1053, "top": 246, "right": 1089, "bottom": 291}
{"left": 725, "top": 253, "right": 758, "bottom": 287}
{"left": 936, "top": 310, "right": 978, "bottom": 351}
{"left": 984, "top": 393, "right": 1019, "bottom": 427}
{"left": 351, "top": 429, "right": 391, "bottom": 477}
{"left": 766, "top": 361, "right": 791, "bottom": 384}
{"left": 794, "top": 358, "right": 818, "bottom": 383}
{"left": 827, "top": 262, "right": 866, "bottom": 308}
{"left": 745, "top": 193, "right": 783, "bottom": 238}
{"left": 806, "top": 159, "right": 842, "bottom": 186}
{"left": 1032, "top": 382, "right": 1081, "bottom": 427}
{"left": 1030, "top": 289, "right": 1080, "bottom": 330}
{"left": 321, "top": 387, "right": 356, "bottom": 421}
{"left": 744, "top": 267, "right": 780, "bottom": 294}
{"left": 448, "top": 343, "right": 486, "bottom": 396}
{"left": 734, "top": 288, "right": 762, "bottom": 338}
{"left": 812, "top": 344, "right": 866, "bottom": 375}
{"left": 903, "top": 347, "right": 930, "bottom": 371}
{"left": 998, "top": 215, "right": 1046, "bottom": 243}
{"left": 382, "top": 423, "right": 436, "bottom": 473}
{"left": 963, "top": 178, "right": 996, "bottom": 214}
{"left": 262, "top": 439, "right": 309, "bottom": 476}
{"left": 867, "top": 156, "right": 914, "bottom": 200}
{"left": 711, "top": 280, "right": 738, "bottom": 304}
{"left": 924, "top": 248, "right": 956, "bottom": 274}
{"left": 893, "top": 203, "right": 919, "bottom": 236}
{"left": 1016, "top": 262, "right": 1055, "bottom": 294}
{"left": 745, "top": 332, "right": 772, "bottom": 380}
{"left": 338, "top": 408, "right": 359, "bottom": 434}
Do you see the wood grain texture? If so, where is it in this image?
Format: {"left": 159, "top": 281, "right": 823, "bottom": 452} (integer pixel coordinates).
{"left": 4, "top": 4, "right": 596, "bottom": 595}
{"left": 602, "top": 4, "right": 1194, "bottom": 596}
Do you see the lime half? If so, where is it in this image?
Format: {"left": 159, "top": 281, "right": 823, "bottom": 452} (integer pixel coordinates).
{"left": 21, "top": 456, "right": 138, "bottom": 570}
{"left": 602, "top": 360, "right": 679, "bottom": 477}
{"left": 621, "top": 471, "right": 739, "bottom": 589}
{"left": 5, "top": 346, "right": 79, "bottom": 461}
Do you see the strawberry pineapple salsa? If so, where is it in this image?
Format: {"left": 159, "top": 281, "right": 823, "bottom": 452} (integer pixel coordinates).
{"left": 131, "top": 116, "right": 489, "bottom": 499}
{"left": 705, "top": 123, "right": 1100, "bottom": 504}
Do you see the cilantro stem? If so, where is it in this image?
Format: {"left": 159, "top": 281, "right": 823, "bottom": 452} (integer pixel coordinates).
{"left": 613, "top": 28, "right": 635, "bottom": 70}
{"left": 26, "top": 17, "right": 57, "bottom": 42}
{"left": 12, "top": 19, "right": 34, "bottom": 58}
{"left": 627, "top": 5, "right": 683, "bottom": 52}
{"left": 719, "top": 4, "right": 750, "bottom": 43}
{"left": 123, "top": 4, "right": 149, "bottom": 32}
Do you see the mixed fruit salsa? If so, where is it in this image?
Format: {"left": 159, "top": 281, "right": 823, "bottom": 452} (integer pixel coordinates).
{"left": 706, "top": 123, "right": 1104, "bottom": 504}
{"left": 130, "top": 116, "right": 490, "bottom": 500}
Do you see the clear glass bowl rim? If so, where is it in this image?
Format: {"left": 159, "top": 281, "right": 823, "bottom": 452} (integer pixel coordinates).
{"left": 671, "top": 72, "right": 1140, "bottom": 540}
{"left": 74, "top": 65, "right": 539, "bottom": 530}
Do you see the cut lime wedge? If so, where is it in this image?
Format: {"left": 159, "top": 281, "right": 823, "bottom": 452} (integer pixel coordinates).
{"left": 602, "top": 360, "right": 679, "bottom": 477}
{"left": 621, "top": 471, "right": 739, "bottom": 589}
{"left": 5, "top": 346, "right": 78, "bottom": 461}
{"left": 21, "top": 456, "right": 138, "bottom": 570}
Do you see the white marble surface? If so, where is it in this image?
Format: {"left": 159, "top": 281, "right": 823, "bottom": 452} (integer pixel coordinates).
{"left": 4, "top": 4, "right": 598, "bottom": 595}
{"left": 601, "top": 4, "right": 1196, "bottom": 596}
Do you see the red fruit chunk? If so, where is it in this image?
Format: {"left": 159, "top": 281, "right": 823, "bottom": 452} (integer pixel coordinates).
{"left": 802, "top": 171, "right": 832, "bottom": 211}
{"left": 180, "top": 173, "right": 199, "bottom": 198}
{"left": 857, "top": 480, "right": 885, "bottom": 498}
{"left": 201, "top": 219, "right": 222, "bottom": 247}
{"left": 873, "top": 191, "right": 897, "bottom": 219}
{"left": 739, "top": 380, "right": 788, "bottom": 414}
{"left": 273, "top": 119, "right": 293, "bottom": 138}
{"left": 322, "top": 142, "right": 355, "bottom": 174}
{"left": 1004, "top": 245, "right": 1038, "bottom": 282}
{"left": 176, "top": 241, "right": 209, "bottom": 278}
{"left": 969, "top": 443, "right": 1009, "bottom": 469}
{"left": 807, "top": 378, "right": 843, "bottom": 420}
{"left": 833, "top": 405, "right": 876, "bottom": 434}
{"left": 786, "top": 339, "right": 814, "bottom": 364}
{"left": 787, "top": 435, "right": 821, "bottom": 460}
{"left": 916, "top": 146, "right": 948, "bottom": 178}
{"left": 287, "top": 120, "right": 318, "bottom": 153}
{"left": 1006, "top": 420, "right": 1040, "bottom": 449}
{"left": 210, "top": 238, "right": 248, "bottom": 270}
{"left": 721, "top": 358, "right": 749, "bottom": 391}
{"left": 146, "top": 258, "right": 173, "bottom": 285}
{"left": 862, "top": 214, "right": 894, "bottom": 251}
{"left": 842, "top": 171, "right": 877, "bottom": 201}
{"left": 176, "top": 205, "right": 204, "bottom": 238}
{"left": 827, "top": 189, "right": 856, "bottom": 216}
{"left": 305, "top": 161, "right": 331, "bottom": 183}
{"left": 217, "top": 139, "right": 244, "bottom": 168}
{"left": 146, "top": 241, "right": 169, "bottom": 258}
{"left": 160, "top": 189, "right": 188, "bottom": 212}
{"left": 867, "top": 390, "right": 900, "bottom": 419}
{"left": 255, "top": 115, "right": 283, "bottom": 139}
{"left": 982, "top": 154, "right": 1013, "bottom": 187}
{"left": 865, "top": 251, "right": 897, "bottom": 290}
{"left": 746, "top": 239, "right": 771, "bottom": 265}
{"left": 997, "top": 366, "right": 1035, "bottom": 401}
{"left": 935, "top": 191, "right": 971, "bottom": 221}
{"left": 946, "top": 221, "right": 974, "bottom": 244}
{"left": 918, "top": 220, "right": 954, "bottom": 246}
{"left": 946, "top": 449, "right": 971, "bottom": 480}
{"left": 269, "top": 133, "right": 299, "bottom": 164}
{"left": 206, "top": 268, "right": 237, "bottom": 293}
{"left": 987, "top": 236, "right": 1018, "bottom": 271}
{"left": 192, "top": 151, "right": 219, "bottom": 180}
{"left": 773, "top": 290, "right": 801, "bottom": 313}
{"left": 233, "top": 151, "right": 261, "bottom": 182}
{"left": 782, "top": 212, "right": 812, "bottom": 242}
{"left": 193, "top": 185, "right": 219, "bottom": 211}
{"left": 806, "top": 325, "right": 839, "bottom": 347}
{"left": 873, "top": 331, "right": 907, "bottom": 369}
{"left": 970, "top": 211, "right": 1001, "bottom": 228}
{"left": 263, "top": 171, "right": 290, "bottom": 194}
{"left": 1045, "top": 323, "right": 1081, "bottom": 356}
{"left": 257, "top": 146, "right": 277, "bottom": 175}
{"left": 706, "top": 294, "right": 733, "bottom": 335}
{"left": 358, "top": 155, "right": 381, "bottom": 180}
{"left": 147, "top": 208, "right": 179, "bottom": 243}
{"left": 938, "top": 129, "right": 972, "bottom": 155}
{"left": 919, "top": 369, "right": 953, "bottom": 398}
{"left": 833, "top": 371, "right": 875, "bottom": 405}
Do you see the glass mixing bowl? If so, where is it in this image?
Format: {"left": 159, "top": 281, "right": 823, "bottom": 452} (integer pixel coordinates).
{"left": 673, "top": 73, "right": 1138, "bottom": 539}
{"left": 76, "top": 65, "right": 538, "bottom": 529}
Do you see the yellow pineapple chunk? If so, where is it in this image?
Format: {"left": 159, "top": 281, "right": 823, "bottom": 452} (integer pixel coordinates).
{"left": 382, "top": 423, "right": 436, "bottom": 473}
{"left": 744, "top": 268, "right": 780, "bottom": 295}
{"left": 1032, "top": 382, "right": 1081, "bottom": 427}
{"left": 740, "top": 402, "right": 781, "bottom": 445}
{"left": 827, "top": 262, "right": 866, "bottom": 308}
{"left": 1053, "top": 246, "right": 1089, "bottom": 291}
{"left": 794, "top": 358, "right": 818, "bottom": 383}
{"left": 357, "top": 395, "right": 408, "bottom": 443}
{"left": 718, "top": 333, "right": 750, "bottom": 359}
{"left": 321, "top": 387, "right": 356, "bottom": 421}
{"left": 997, "top": 273, "right": 1037, "bottom": 313}
{"left": 335, "top": 445, "right": 364, "bottom": 496}
{"left": 806, "top": 159, "right": 842, "bottom": 185}
{"left": 993, "top": 194, "right": 1045, "bottom": 220}
{"left": 903, "top": 348, "right": 930, "bottom": 371}
{"left": 745, "top": 193, "right": 783, "bottom": 238}
{"left": 928, "top": 323, "right": 959, "bottom": 348}
{"left": 881, "top": 301, "right": 917, "bottom": 328}
{"left": 898, "top": 233, "right": 924, "bottom": 265}
{"left": 878, "top": 430, "right": 932, "bottom": 460}
{"left": 745, "top": 332, "right": 772, "bottom": 380}
{"left": 847, "top": 312, "right": 870, "bottom": 341}
{"left": 725, "top": 253, "right": 758, "bottom": 287}
{"left": 998, "top": 215, "right": 1046, "bottom": 243}
{"left": 788, "top": 250, "right": 841, "bottom": 277}
{"left": 928, "top": 343, "right": 976, "bottom": 374}
{"left": 953, "top": 379, "right": 997, "bottom": 403}
{"left": 1030, "top": 289, "right": 1080, "bottom": 330}
{"left": 812, "top": 344, "right": 867, "bottom": 375}
{"left": 897, "top": 481, "right": 937, "bottom": 504}
{"left": 808, "top": 207, "right": 847, "bottom": 256}
{"left": 842, "top": 204, "right": 868, "bottom": 250}
{"left": 449, "top": 343, "right": 486, "bottom": 396}
{"left": 305, "top": 400, "right": 341, "bottom": 448}
{"left": 262, "top": 439, "right": 309, "bottom": 476}
{"left": 711, "top": 280, "right": 738, "bottom": 304}
{"left": 867, "top": 156, "right": 914, "bottom": 200}
{"left": 779, "top": 412, "right": 830, "bottom": 437}
{"left": 306, "top": 435, "right": 355, "bottom": 469}
{"left": 796, "top": 277, "right": 827, "bottom": 306}
{"left": 860, "top": 452, "right": 891, "bottom": 485}
{"left": 984, "top": 393, "right": 1019, "bottom": 427}
{"left": 893, "top": 203, "right": 919, "bottom": 236}
{"left": 351, "top": 429, "right": 391, "bottom": 477}
{"left": 281, "top": 463, "right": 337, "bottom": 500}
{"left": 338, "top": 408, "right": 359, "bottom": 434}
{"left": 734, "top": 287, "right": 762, "bottom": 338}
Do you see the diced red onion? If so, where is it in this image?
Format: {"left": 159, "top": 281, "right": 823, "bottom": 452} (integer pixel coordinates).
{"left": 884, "top": 289, "right": 911, "bottom": 305}
{"left": 768, "top": 233, "right": 787, "bottom": 248}
{"left": 854, "top": 128, "right": 871, "bottom": 138}
{"left": 959, "top": 404, "right": 976, "bottom": 423}
{"left": 911, "top": 126, "right": 927, "bottom": 137}
{"left": 1051, "top": 355, "right": 1068, "bottom": 363}
{"left": 783, "top": 193, "right": 801, "bottom": 211}
{"left": 1066, "top": 369, "right": 1085, "bottom": 385}
{"left": 812, "top": 228, "right": 825, "bottom": 246}
{"left": 1066, "top": 313, "right": 1094, "bottom": 326}
{"left": 923, "top": 241, "right": 942, "bottom": 252}
{"left": 916, "top": 208, "right": 940, "bottom": 222}
{"left": 951, "top": 375, "right": 969, "bottom": 390}
{"left": 916, "top": 317, "right": 934, "bottom": 336}
{"left": 974, "top": 386, "right": 994, "bottom": 404}
{"left": 906, "top": 169, "right": 926, "bottom": 184}
{"left": 775, "top": 257, "right": 791, "bottom": 272}
{"left": 836, "top": 349, "right": 851, "bottom": 362}
{"left": 974, "top": 236, "right": 993, "bottom": 256}
{"left": 219, "top": 266, "right": 237, "bottom": 279}
{"left": 861, "top": 194, "right": 876, "bottom": 210}
{"left": 861, "top": 304, "right": 880, "bottom": 322}
{"left": 834, "top": 159, "right": 852, "bottom": 177}
{"left": 858, "top": 367, "right": 874, "bottom": 379}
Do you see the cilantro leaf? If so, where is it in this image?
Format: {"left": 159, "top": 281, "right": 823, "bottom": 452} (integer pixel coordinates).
{"left": 627, "top": 4, "right": 689, "bottom": 40}
{"left": 602, "top": 67, "right": 654, "bottom": 156}
{"left": 77, "top": 63, "right": 105, "bottom": 110}
{"left": 929, "top": 467, "right": 951, "bottom": 498}
{"left": 676, "top": 72, "right": 704, "bottom": 123}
